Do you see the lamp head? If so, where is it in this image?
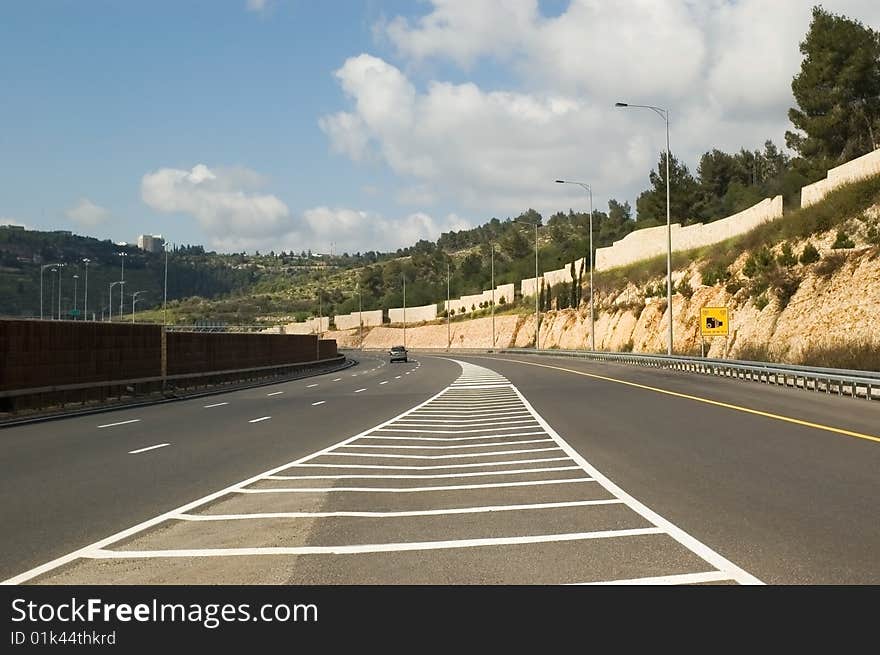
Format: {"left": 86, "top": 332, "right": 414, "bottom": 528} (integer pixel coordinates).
{"left": 615, "top": 102, "right": 628, "bottom": 107}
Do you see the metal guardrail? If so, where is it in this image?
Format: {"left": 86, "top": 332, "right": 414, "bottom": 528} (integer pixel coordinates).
{"left": 349, "top": 347, "right": 879, "bottom": 401}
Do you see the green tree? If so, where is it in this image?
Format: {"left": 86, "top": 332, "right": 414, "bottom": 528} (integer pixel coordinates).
{"left": 786, "top": 6, "right": 880, "bottom": 167}
{"left": 636, "top": 152, "right": 701, "bottom": 225}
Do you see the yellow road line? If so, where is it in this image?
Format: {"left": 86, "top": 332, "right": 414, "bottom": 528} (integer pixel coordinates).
{"left": 482, "top": 356, "right": 880, "bottom": 446}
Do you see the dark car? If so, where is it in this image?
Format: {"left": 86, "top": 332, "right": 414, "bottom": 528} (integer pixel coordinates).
{"left": 389, "top": 345, "right": 408, "bottom": 363}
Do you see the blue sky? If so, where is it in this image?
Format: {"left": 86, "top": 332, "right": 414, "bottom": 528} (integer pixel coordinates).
{"left": 2, "top": 0, "right": 878, "bottom": 254}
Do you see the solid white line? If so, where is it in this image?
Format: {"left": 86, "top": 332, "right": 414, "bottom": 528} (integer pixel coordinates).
{"left": 175, "top": 499, "right": 622, "bottom": 521}
{"left": 287, "top": 456, "right": 573, "bottom": 471}
{"left": 340, "top": 438, "right": 553, "bottom": 450}
{"left": 576, "top": 571, "right": 735, "bottom": 585}
{"left": 311, "top": 401, "right": 326, "bottom": 406}
{"left": 203, "top": 402, "right": 229, "bottom": 408}
{"left": 373, "top": 425, "right": 539, "bottom": 434}
{"left": 354, "top": 388, "right": 366, "bottom": 393}
{"left": 317, "top": 447, "right": 562, "bottom": 460}
{"left": 239, "top": 478, "right": 593, "bottom": 493}
{"left": 2, "top": 368, "right": 460, "bottom": 585}
{"left": 86, "top": 528, "right": 663, "bottom": 558}
{"left": 97, "top": 419, "right": 140, "bottom": 429}
{"left": 390, "top": 419, "right": 539, "bottom": 428}
{"left": 266, "top": 391, "right": 284, "bottom": 396}
{"left": 265, "top": 466, "right": 583, "bottom": 480}
{"left": 249, "top": 416, "right": 272, "bottom": 423}
{"left": 306, "top": 384, "right": 319, "bottom": 388}
{"left": 356, "top": 431, "right": 547, "bottom": 442}
{"left": 128, "top": 443, "right": 170, "bottom": 455}
{"left": 505, "top": 370, "right": 764, "bottom": 586}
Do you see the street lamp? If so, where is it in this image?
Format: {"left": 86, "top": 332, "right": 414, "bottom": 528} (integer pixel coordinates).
{"left": 514, "top": 219, "right": 540, "bottom": 349}
{"left": 402, "top": 273, "right": 406, "bottom": 349}
{"left": 109, "top": 281, "right": 122, "bottom": 322}
{"left": 57, "top": 265, "right": 64, "bottom": 319}
{"left": 357, "top": 282, "right": 363, "bottom": 349}
{"left": 82, "top": 259, "right": 91, "bottom": 321}
{"left": 163, "top": 242, "right": 170, "bottom": 326}
{"left": 50, "top": 268, "right": 57, "bottom": 319}
{"left": 490, "top": 242, "right": 498, "bottom": 349}
{"left": 72, "top": 274, "right": 79, "bottom": 319}
{"left": 615, "top": 101, "right": 673, "bottom": 355}
{"left": 556, "top": 180, "right": 595, "bottom": 351}
{"left": 131, "top": 290, "right": 146, "bottom": 323}
{"left": 40, "top": 263, "right": 61, "bottom": 320}
{"left": 446, "top": 262, "right": 451, "bottom": 351}
{"left": 116, "top": 251, "right": 128, "bottom": 318}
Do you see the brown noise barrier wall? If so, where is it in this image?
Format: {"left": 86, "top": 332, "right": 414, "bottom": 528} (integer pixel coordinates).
{"left": 0, "top": 320, "right": 338, "bottom": 391}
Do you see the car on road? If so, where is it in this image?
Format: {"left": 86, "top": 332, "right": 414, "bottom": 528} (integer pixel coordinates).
{"left": 389, "top": 345, "right": 408, "bottom": 363}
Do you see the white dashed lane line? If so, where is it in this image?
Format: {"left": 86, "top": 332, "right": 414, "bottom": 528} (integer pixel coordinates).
{"left": 307, "top": 384, "right": 319, "bottom": 388}
{"left": 266, "top": 391, "right": 284, "bottom": 397}
{"left": 354, "top": 389, "right": 367, "bottom": 393}
{"left": 97, "top": 419, "right": 141, "bottom": 429}
{"left": 204, "top": 402, "right": 228, "bottom": 408}
{"left": 380, "top": 381, "right": 388, "bottom": 385}
{"left": 128, "top": 443, "right": 170, "bottom": 455}
{"left": 333, "top": 378, "right": 342, "bottom": 382}
{"left": 312, "top": 401, "right": 326, "bottom": 406}
{"left": 248, "top": 416, "right": 271, "bottom": 424}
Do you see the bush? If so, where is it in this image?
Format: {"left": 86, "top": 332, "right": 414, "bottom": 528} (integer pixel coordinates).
{"left": 676, "top": 278, "right": 694, "bottom": 299}
{"left": 701, "top": 262, "right": 730, "bottom": 286}
{"left": 799, "top": 242, "right": 820, "bottom": 264}
{"left": 498, "top": 296, "right": 507, "bottom": 305}
{"left": 754, "top": 293, "right": 769, "bottom": 310}
{"left": 777, "top": 242, "right": 797, "bottom": 267}
{"left": 832, "top": 231, "right": 855, "bottom": 249}
{"left": 725, "top": 278, "right": 744, "bottom": 295}
{"left": 619, "top": 339, "right": 634, "bottom": 353}
{"left": 769, "top": 271, "right": 801, "bottom": 309}
{"left": 815, "top": 252, "right": 848, "bottom": 278}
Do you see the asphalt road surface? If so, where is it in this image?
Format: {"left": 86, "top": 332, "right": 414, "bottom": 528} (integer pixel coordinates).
{"left": 2, "top": 351, "right": 878, "bottom": 584}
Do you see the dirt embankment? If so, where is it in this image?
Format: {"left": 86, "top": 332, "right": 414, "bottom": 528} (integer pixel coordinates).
{"left": 324, "top": 222, "right": 880, "bottom": 364}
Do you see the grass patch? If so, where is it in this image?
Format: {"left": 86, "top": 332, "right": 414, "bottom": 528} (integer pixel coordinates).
{"left": 798, "top": 339, "right": 880, "bottom": 371}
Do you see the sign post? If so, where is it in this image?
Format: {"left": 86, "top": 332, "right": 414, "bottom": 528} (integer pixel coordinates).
{"left": 700, "top": 307, "right": 729, "bottom": 357}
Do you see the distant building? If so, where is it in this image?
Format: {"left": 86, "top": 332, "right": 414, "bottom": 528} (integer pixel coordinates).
{"left": 137, "top": 234, "right": 165, "bottom": 253}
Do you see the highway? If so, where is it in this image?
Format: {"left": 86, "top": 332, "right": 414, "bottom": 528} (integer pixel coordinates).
{"left": 2, "top": 351, "right": 879, "bottom": 584}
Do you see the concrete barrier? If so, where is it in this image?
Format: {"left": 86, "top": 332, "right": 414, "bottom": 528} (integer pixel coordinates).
{"left": 595, "top": 196, "right": 783, "bottom": 271}
{"left": 389, "top": 304, "right": 437, "bottom": 324}
{"left": 801, "top": 148, "right": 880, "bottom": 208}
{"left": 333, "top": 310, "right": 383, "bottom": 330}
{"left": 280, "top": 317, "right": 330, "bottom": 334}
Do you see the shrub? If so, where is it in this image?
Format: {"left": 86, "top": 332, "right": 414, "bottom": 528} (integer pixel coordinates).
{"left": 866, "top": 223, "right": 880, "bottom": 246}
{"left": 799, "top": 242, "right": 820, "bottom": 264}
{"left": 701, "top": 262, "right": 730, "bottom": 286}
{"left": 754, "top": 293, "right": 769, "bottom": 310}
{"left": 777, "top": 242, "right": 797, "bottom": 267}
{"left": 619, "top": 339, "right": 634, "bottom": 353}
{"left": 725, "top": 278, "right": 743, "bottom": 295}
{"left": 815, "top": 252, "right": 847, "bottom": 278}
{"left": 832, "top": 231, "right": 855, "bottom": 249}
{"left": 769, "top": 271, "right": 802, "bottom": 310}
{"left": 498, "top": 296, "right": 507, "bottom": 305}
{"left": 676, "top": 278, "right": 694, "bottom": 299}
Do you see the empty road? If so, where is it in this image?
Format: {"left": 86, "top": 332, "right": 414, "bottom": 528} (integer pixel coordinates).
{"left": 2, "top": 351, "right": 878, "bottom": 584}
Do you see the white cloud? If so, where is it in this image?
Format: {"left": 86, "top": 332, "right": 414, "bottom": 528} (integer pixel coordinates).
{"left": 319, "top": 0, "right": 880, "bottom": 220}
{"left": 141, "top": 163, "right": 292, "bottom": 240}
{"left": 245, "top": 0, "right": 270, "bottom": 13}
{"left": 65, "top": 198, "right": 110, "bottom": 226}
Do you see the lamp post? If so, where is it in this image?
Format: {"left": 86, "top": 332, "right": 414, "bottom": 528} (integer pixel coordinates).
{"left": 514, "top": 219, "right": 540, "bottom": 349}
{"left": 73, "top": 274, "right": 79, "bottom": 319}
{"left": 109, "top": 281, "right": 122, "bottom": 322}
{"left": 446, "top": 262, "right": 451, "bottom": 351}
{"left": 82, "top": 259, "right": 90, "bottom": 321}
{"left": 116, "top": 251, "right": 128, "bottom": 318}
{"left": 556, "top": 180, "right": 595, "bottom": 351}
{"left": 490, "top": 243, "right": 497, "bottom": 349}
{"left": 615, "top": 101, "right": 673, "bottom": 355}
{"left": 357, "top": 282, "right": 363, "bottom": 349}
{"left": 49, "top": 268, "right": 57, "bottom": 319}
{"left": 40, "top": 263, "right": 60, "bottom": 320}
{"left": 402, "top": 273, "right": 406, "bottom": 349}
{"left": 163, "top": 242, "right": 169, "bottom": 326}
{"left": 132, "top": 290, "right": 146, "bottom": 323}
{"left": 57, "top": 265, "right": 64, "bottom": 319}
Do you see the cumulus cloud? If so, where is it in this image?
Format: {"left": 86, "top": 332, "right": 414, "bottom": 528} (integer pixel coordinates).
{"left": 65, "top": 198, "right": 110, "bottom": 226}
{"left": 319, "top": 1, "right": 880, "bottom": 219}
{"left": 141, "top": 163, "right": 292, "bottom": 239}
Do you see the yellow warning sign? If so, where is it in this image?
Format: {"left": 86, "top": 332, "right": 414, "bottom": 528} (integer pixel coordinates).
{"left": 700, "top": 307, "right": 729, "bottom": 336}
